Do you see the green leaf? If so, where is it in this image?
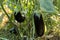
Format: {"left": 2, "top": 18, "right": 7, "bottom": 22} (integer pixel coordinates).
{"left": 40, "top": 0, "right": 55, "bottom": 13}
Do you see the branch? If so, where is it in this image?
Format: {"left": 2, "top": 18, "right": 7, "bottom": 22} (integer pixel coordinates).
{"left": 1, "top": 4, "right": 10, "bottom": 19}
{"left": 1, "top": 4, "right": 14, "bottom": 24}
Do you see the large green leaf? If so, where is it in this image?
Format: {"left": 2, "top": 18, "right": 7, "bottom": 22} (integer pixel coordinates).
{"left": 40, "top": 0, "right": 55, "bottom": 13}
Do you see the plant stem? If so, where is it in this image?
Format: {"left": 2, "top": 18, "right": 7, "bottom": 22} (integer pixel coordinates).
{"left": 1, "top": 4, "right": 12, "bottom": 22}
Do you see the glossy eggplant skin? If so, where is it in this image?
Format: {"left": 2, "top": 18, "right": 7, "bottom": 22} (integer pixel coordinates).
{"left": 34, "top": 13, "right": 45, "bottom": 37}
{"left": 14, "top": 12, "right": 25, "bottom": 23}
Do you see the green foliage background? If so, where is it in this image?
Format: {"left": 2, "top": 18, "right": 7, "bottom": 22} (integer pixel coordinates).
{"left": 0, "top": 0, "right": 60, "bottom": 40}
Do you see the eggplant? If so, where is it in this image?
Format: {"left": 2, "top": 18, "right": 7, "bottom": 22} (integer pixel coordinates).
{"left": 14, "top": 12, "right": 25, "bottom": 23}
{"left": 9, "top": 26, "right": 18, "bottom": 35}
{"left": 34, "top": 13, "right": 45, "bottom": 37}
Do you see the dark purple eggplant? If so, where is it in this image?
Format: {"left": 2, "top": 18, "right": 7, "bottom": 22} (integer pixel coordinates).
{"left": 34, "top": 13, "right": 45, "bottom": 37}
{"left": 9, "top": 27, "right": 18, "bottom": 35}
{"left": 14, "top": 12, "right": 25, "bottom": 23}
